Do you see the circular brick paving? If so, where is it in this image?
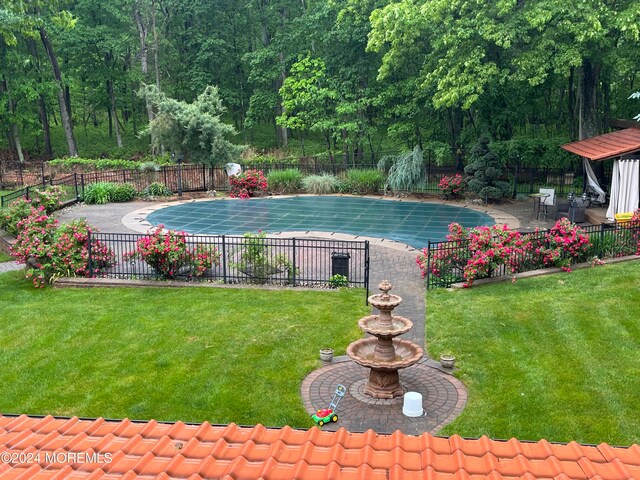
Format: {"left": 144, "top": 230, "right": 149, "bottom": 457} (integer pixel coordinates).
{"left": 301, "top": 357, "right": 467, "bottom": 435}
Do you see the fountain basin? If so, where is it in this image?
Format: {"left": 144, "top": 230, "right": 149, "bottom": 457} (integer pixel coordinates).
{"left": 358, "top": 315, "right": 413, "bottom": 337}
{"left": 368, "top": 293, "right": 402, "bottom": 310}
{"left": 347, "top": 338, "right": 424, "bottom": 371}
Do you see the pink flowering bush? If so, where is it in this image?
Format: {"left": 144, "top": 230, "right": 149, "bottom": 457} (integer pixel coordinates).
{"left": 0, "top": 186, "right": 65, "bottom": 236}
{"left": 125, "top": 226, "right": 220, "bottom": 279}
{"left": 229, "top": 169, "right": 268, "bottom": 199}
{"left": 533, "top": 218, "right": 590, "bottom": 271}
{"left": 417, "top": 223, "right": 534, "bottom": 287}
{"left": 417, "top": 218, "right": 590, "bottom": 287}
{"left": 438, "top": 174, "right": 467, "bottom": 199}
{"left": 11, "top": 207, "right": 114, "bottom": 288}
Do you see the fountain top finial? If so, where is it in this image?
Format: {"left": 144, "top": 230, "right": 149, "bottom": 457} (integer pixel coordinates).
{"left": 378, "top": 280, "right": 392, "bottom": 299}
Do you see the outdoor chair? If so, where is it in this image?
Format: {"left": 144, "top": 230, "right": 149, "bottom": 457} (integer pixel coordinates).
{"left": 555, "top": 197, "right": 587, "bottom": 223}
{"left": 539, "top": 188, "right": 555, "bottom": 219}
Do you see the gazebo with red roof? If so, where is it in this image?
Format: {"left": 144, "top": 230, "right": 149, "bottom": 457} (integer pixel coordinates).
{"left": 561, "top": 128, "right": 640, "bottom": 220}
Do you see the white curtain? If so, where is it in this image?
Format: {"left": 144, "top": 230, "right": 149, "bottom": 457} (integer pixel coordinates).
{"left": 606, "top": 158, "right": 640, "bottom": 221}
{"left": 606, "top": 161, "right": 620, "bottom": 221}
{"left": 583, "top": 158, "right": 607, "bottom": 203}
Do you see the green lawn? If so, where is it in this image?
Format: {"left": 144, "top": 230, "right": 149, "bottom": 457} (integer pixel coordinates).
{"left": 427, "top": 260, "right": 640, "bottom": 445}
{"left": 0, "top": 251, "right": 12, "bottom": 262}
{"left": 0, "top": 271, "right": 366, "bottom": 427}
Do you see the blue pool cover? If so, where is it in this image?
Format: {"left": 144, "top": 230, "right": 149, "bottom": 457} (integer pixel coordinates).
{"left": 146, "top": 196, "right": 495, "bottom": 248}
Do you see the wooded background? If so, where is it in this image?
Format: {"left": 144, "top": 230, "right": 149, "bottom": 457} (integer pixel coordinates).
{"left": 1, "top": 0, "right": 639, "bottom": 168}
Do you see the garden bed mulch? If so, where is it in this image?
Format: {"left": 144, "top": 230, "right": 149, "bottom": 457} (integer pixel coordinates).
{"left": 449, "top": 254, "right": 639, "bottom": 289}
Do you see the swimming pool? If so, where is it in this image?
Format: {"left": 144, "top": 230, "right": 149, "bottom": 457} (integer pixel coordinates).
{"left": 146, "top": 196, "right": 495, "bottom": 248}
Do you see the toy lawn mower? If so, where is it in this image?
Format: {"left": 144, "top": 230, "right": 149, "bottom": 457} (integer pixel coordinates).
{"left": 312, "top": 384, "right": 346, "bottom": 426}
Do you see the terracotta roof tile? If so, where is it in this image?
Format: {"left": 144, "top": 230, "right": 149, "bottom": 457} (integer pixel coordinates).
{"left": 561, "top": 128, "right": 640, "bottom": 161}
{"left": 0, "top": 415, "right": 638, "bottom": 479}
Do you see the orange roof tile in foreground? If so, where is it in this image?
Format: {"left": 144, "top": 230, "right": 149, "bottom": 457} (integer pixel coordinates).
{"left": 0, "top": 414, "right": 639, "bottom": 479}
{"left": 561, "top": 128, "right": 640, "bottom": 161}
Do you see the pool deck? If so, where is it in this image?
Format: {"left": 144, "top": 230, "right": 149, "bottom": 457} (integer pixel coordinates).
{"left": 47, "top": 195, "right": 566, "bottom": 435}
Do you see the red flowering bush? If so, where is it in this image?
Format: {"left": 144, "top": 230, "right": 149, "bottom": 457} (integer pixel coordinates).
{"left": 417, "top": 223, "right": 534, "bottom": 287}
{"left": 438, "top": 174, "right": 467, "bottom": 199}
{"left": 534, "top": 218, "right": 590, "bottom": 271}
{"left": 125, "top": 226, "right": 220, "bottom": 279}
{"left": 0, "top": 186, "right": 65, "bottom": 236}
{"left": 229, "top": 169, "right": 268, "bottom": 199}
{"left": 11, "top": 207, "right": 114, "bottom": 287}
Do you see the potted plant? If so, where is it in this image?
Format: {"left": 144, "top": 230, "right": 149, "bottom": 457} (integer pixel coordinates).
{"left": 440, "top": 352, "right": 455, "bottom": 369}
{"left": 319, "top": 348, "right": 334, "bottom": 363}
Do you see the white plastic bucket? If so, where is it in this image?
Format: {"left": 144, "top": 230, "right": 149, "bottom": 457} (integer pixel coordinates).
{"left": 402, "top": 392, "right": 424, "bottom": 417}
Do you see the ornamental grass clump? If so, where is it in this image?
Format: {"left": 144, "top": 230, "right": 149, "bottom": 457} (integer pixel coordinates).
{"left": 11, "top": 207, "right": 114, "bottom": 288}
{"left": 229, "top": 169, "right": 267, "bottom": 199}
{"left": 125, "top": 226, "right": 220, "bottom": 279}
{"left": 438, "top": 174, "right": 467, "bottom": 199}
{"left": 267, "top": 168, "right": 303, "bottom": 194}
{"left": 302, "top": 173, "right": 340, "bottom": 194}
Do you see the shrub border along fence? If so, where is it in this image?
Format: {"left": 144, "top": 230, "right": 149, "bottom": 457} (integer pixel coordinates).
{"left": 87, "top": 232, "right": 371, "bottom": 301}
{"left": 1, "top": 161, "right": 611, "bottom": 208}
{"left": 423, "top": 222, "right": 640, "bottom": 288}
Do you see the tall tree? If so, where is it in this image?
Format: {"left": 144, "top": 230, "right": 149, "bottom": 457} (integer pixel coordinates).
{"left": 37, "top": 8, "right": 78, "bottom": 156}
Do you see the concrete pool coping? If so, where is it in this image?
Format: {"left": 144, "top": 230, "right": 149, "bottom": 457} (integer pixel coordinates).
{"left": 121, "top": 194, "right": 520, "bottom": 252}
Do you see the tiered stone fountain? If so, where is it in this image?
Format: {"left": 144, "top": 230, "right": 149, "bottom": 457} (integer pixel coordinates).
{"left": 347, "top": 280, "right": 424, "bottom": 399}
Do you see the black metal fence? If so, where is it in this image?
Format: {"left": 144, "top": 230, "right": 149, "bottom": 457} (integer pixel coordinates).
{"left": 0, "top": 174, "right": 80, "bottom": 208}
{"left": 423, "top": 222, "right": 640, "bottom": 288}
{"left": 1, "top": 160, "right": 613, "bottom": 209}
{"left": 88, "top": 232, "right": 370, "bottom": 299}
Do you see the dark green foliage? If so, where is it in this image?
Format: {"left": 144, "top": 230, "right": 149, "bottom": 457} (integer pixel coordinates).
{"left": 143, "top": 182, "right": 173, "bottom": 198}
{"left": 49, "top": 158, "right": 145, "bottom": 172}
{"left": 0, "top": 198, "right": 34, "bottom": 236}
{"left": 109, "top": 183, "right": 137, "bottom": 203}
{"left": 141, "top": 85, "right": 245, "bottom": 166}
{"left": 82, "top": 182, "right": 136, "bottom": 204}
{"left": 267, "top": 169, "right": 303, "bottom": 194}
{"left": 328, "top": 274, "right": 349, "bottom": 288}
{"left": 82, "top": 183, "right": 112, "bottom": 205}
{"left": 341, "top": 169, "right": 385, "bottom": 195}
{"left": 464, "top": 138, "right": 510, "bottom": 200}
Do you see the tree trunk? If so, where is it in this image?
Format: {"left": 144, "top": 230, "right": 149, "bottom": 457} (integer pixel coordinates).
{"left": 578, "top": 58, "right": 600, "bottom": 140}
{"left": 108, "top": 80, "right": 123, "bottom": 147}
{"left": 152, "top": 0, "right": 161, "bottom": 90}
{"left": 38, "top": 95, "right": 52, "bottom": 157}
{"left": 27, "top": 37, "right": 53, "bottom": 156}
{"left": 276, "top": 7, "right": 288, "bottom": 148}
{"left": 133, "top": 3, "right": 156, "bottom": 126}
{"left": 1, "top": 76, "right": 25, "bottom": 163}
{"left": 10, "top": 124, "right": 25, "bottom": 164}
{"left": 568, "top": 68, "right": 577, "bottom": 140}
{"left": 578, "top": 58, "right": 604, "bottom": 182}
{"left": 39, "top": 27, "right": 78, "bottom": 157}
{"left": 447, "top": 108, "right": 464, "bottom": 172}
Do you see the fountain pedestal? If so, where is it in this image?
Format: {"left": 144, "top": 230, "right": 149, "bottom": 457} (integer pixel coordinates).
{"left": 347, "top": 280, "right": 423, "bottom": 399}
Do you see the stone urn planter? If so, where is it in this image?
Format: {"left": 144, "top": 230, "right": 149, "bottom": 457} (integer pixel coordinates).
{"left": 440, "top": 354, "right": 456, "bottom": 369}
{"left": 319, "top": 348, "right": 334, "bottom": 363}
